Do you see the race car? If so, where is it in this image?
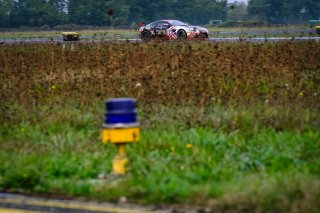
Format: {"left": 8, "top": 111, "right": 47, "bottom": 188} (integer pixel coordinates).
{"left": 139, "top": 20, "right": 209, "bottom": 41}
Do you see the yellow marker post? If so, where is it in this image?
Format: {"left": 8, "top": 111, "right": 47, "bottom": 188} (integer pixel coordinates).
{"left": 113, "top": 143, "right": 128, "bottom": 175}
{"left": 316, "top": 26, "right": 320, "bottom": 34}
{"left": 102, "top": 98, "right": 140, "bottom": 175}
{"left": 102, "top": 127, "right": 140, "bottom": 175}
{"left": 62, "top": 32, "right": 80, "bottom": 41}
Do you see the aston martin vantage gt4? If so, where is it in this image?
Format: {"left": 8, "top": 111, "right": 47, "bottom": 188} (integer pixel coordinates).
{"left": 139, "top": 20, "right": 209, "bottom": 41}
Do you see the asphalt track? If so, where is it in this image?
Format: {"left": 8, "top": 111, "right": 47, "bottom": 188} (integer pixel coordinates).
{"left": 210, "top": 28, "right": 317, "bottom": 36}
{"left": 1, "top": 36, "right": 320, "bottom": 44}
{"left": 0, "top": 28, "right": 319, "bottom": 44}
{"left": 0, "top": 193, "right": 164, "bottom": 213}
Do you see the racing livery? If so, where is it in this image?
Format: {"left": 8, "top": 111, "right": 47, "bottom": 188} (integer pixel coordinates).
{"left": 139, "top": 20, "right": 209, "bottom": 41}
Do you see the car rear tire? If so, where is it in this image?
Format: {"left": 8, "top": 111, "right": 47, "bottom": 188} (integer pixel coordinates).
{"left": 177, "top": 30, "right": 187, "bottom": 40}
{"left": 141, "top": 31, "right": 152, "bottom": 41}
{"left": 202, "top": 33, "right": 209, "bottom": 38}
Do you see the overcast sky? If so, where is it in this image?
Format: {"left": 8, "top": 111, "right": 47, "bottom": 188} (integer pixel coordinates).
{"left": 228, "top": 0, "right": 248, "bottom": 3}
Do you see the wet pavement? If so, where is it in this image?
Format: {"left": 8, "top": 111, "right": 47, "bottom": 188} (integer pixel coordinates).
{"left": 0, "top": 193, "right": 161, "bottom": 213}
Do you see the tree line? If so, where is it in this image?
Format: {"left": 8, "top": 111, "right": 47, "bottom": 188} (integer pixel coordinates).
{"left": 248, "top": 0, "right": 320, "bottom": 24}
{"left": 0, "top": 0, "right": 228, "bottom": 28}
{"left": 0, "top": 0, "right": 319, "bottom": 28}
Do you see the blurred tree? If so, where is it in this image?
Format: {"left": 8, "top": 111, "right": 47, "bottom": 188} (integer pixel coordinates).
{"left": 248, "top": 0, "right": 269, "bottom": 22}
{"left": 7, "top": 0, "right": 67, "bottom": 27}
{"left": 39, "top": 0, "right": 68, "bottom": 26}
{"left": 69, "top": 0, "right": 92, "bottom": 25}
{"left": 299, "top": 0, "right": 320, "bottom": 21}
{"left": 191, "top": 0, "right": 227, "bottom": 24}
{"left": 106, "top": 0, "right": 130, "bottom": 26}
{"left": 0, "top": 0, "right": 14, "bottom": 27}
{"left": 248, "top": 0, "right": 320, "bottom": 24}
{"left": 265, "top": 0, "right": 285, "bottom": 23}
{"left": 49, "top": 0, "right": 69, "bottom": 25}
{"left": 173, "top": 0, "right": 227, "bottom": 25}
{"left": 1, "top": 0, "right": 229, "bottom": 28}
{"left": 228, "top": 2, "right": 248, "bottom": 21}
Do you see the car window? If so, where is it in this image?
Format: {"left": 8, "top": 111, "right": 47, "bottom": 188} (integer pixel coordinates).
{"left": 149, "top": 22, "right": 156, "bottom": 28}
{"left": 156, "top": 21, "right": 170, "bottom": 29}
{"left": 168, "top": 20, "right": 187, "bottom": 26}
{"left": 156, "top": 22, "right": 164, "bottom": 28}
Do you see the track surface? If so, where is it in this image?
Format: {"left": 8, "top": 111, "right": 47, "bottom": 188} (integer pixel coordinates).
{"left": 210, "top": 28, "right": 317, "bottom": 36}
{"left": 0, "top": 28, "right": 319, "bottom": 44}
{"left": 0, "top": 193, "right": 163, "bottom": 213}
{"left": 1, "top": 36, "right": 319, "bottom": 44}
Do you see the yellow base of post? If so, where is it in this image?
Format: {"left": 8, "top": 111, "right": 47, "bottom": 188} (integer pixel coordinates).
{"left": 112, "top": 155, "right": 128, "bottom": 175}
{"left": 112, "top": 143, "right": 128, "bottom": 175}
{"left": 102, "top": 127, "right": 140, "bottom": 144}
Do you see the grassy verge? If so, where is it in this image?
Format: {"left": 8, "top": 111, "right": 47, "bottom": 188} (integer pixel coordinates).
{"left": 0, "top": 41, "right": 319, "bottom": 212}
{"left": 1, "top": 102, "right": 320, "bottom": 212}
{"left": 0, "top": 29, "right": 139, "bottom": 39}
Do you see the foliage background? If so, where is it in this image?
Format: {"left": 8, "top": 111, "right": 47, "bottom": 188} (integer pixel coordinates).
{"left": 0, "top": 0, "right": 320, "bottom": 28}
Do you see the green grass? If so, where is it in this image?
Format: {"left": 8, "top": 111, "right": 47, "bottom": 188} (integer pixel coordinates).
{"left": 206, "top": 25, "right": 312, "bottom": 32}
{"left": 0, "top": 29, "right": 139, "bottom": 39}
{"left": 1, "top": 101, "right": 319, "bottom": 212}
